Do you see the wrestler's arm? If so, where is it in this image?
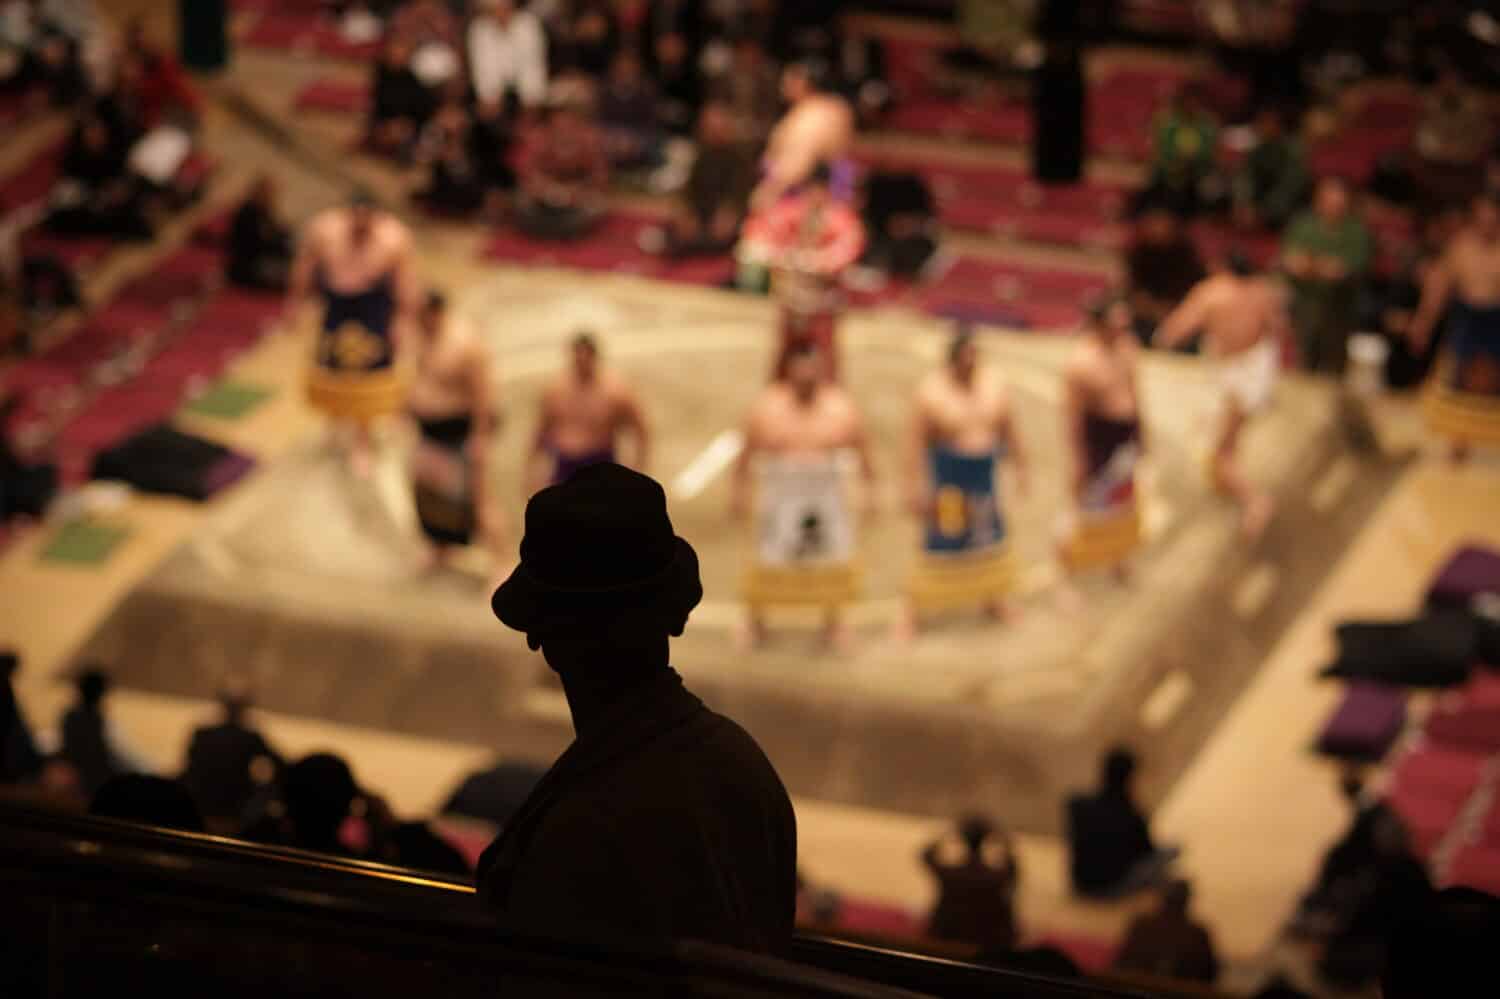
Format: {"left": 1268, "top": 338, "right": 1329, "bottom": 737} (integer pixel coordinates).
{"left": 284, "top": 219, "right": 319, "bottom": 324}
{"left": 391, "top": 231, "right": 422, "bottom": 366}
{"left": 1062, "top": 363, "right": 1090, "bottom": 500}
{"left": 906, "top": 391, "right": 933, "bottom": 515}
{"left": 1000, "top": 394, "right": 1029, "bottom": 499}
{"left": 525, "top": 386, "right": 556, "bottom": 497}
{"left": 1409, "top": 251, "right": 1456, "bottom": 351}
{"left": 616, "top": 382, "right": 650, "bottom": 473}
{"left": 1152, "top": 284, "right": 1209, "bottom": 350}
{"left": 730, "top": 408, "right": 760, "bottom": 521}
{"left": 849, "top": 403, "right": 878, "bottom": 499}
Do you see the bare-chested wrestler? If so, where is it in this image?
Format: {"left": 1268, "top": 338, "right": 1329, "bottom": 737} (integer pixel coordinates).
{"left": 1154, "top": 251, "right": 1289, "bottom": 540}
{"left": 406, "top": 291, "right": 502, "bottom": 565}
{"left": 526, "top": 332, "right": 649, "bottom": 493}
{"left": 1409, "top": 190, "right": 1500, "bottom": 460}
{"left": 287, "top": 191, "right": 419, "bottom": 474}
{"left": 732, "top": 344, "right": 877, "bottom": 653}
{"left": 1059, "top": 297, "right": 1148, "bottom": 583}
{"left": 752, "top": 61, "right": 856, "bottom": 211}
{"left": 899, "top": 329, "right": 1029, "bottom": 638}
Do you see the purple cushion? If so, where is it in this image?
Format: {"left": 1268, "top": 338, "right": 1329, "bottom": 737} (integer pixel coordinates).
{"left": 1316, "top": 683, "right": 1408, "bottom": 761}
{"left": 1426, "top": 545, "right": 1500, "bottom": 611}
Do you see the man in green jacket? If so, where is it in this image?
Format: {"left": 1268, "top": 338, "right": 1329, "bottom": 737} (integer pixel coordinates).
{"left": 1232, "top": 105, "right": 1309, "bottom": 231}
{"left": 1283, "top": 176, "right": 1373, "bottom": 373}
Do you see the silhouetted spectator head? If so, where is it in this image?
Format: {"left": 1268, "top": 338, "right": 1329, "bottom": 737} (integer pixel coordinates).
{"left": 75, "top": 668, "right": 109, "bottom": 709}
{"left": 91, "top": 775, "right": 204, "bottom": 832}
{"left": 1102, "top": 746, "right": 1137, "bottom": 792}
{"left": 282, "top": 753, "right": 358, "bottom": 848}
{"left": 490, "top": 462, "right": 703, "bottom": 663}
{"left": 956, "top": 813, "right": 993, "bottom": 855}
{"left": 1162, "top": 878, "right": 1192, "bottom": 915}
{"left": 1, "top": 650, "right": 17, "bottom": 682}
{"left": 1382, "top": 887, "right": 1500, "bottom": 999}
{"left": 1313, "top": 176, "right": 1352, "bottom": 223}
{"left": 217, "top": 675, "right": 254, "bottom": 725}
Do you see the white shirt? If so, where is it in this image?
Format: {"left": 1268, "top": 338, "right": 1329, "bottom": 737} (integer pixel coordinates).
{"left": 467, "top": 10, "right": 547, "bottom": 109}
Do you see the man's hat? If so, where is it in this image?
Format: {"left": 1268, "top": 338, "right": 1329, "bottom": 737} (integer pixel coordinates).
{"left": 491, "top": 464, "right": 702, "bottom": 640}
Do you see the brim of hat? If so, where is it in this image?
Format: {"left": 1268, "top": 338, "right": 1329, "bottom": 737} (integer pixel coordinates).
{"left": 491, "top": 536, "right": 703, "bottom": 636}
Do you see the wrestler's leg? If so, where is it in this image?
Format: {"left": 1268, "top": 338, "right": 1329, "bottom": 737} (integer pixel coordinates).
{"left": 348, "top": 419, "right": 375, "bottom": 478}
{"left": 1212, "top": 403, "right": 1273, "bottom": 540}
{"left": 891, "top": 599, "right": 920, "bottom": 642}
{"left": 823, "top": 606, "right": 855, "bottom": 656}
{"left": 735, "top": 606, "right": 769, "bottom": 653}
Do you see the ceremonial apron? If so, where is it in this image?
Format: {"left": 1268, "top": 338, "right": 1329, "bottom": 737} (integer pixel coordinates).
{"left": 305, "top": 268, "right": 405, "bottom": 422}
{"left": 1062, "top": 414, "right": 1143, "bottom": 572}
{"left": 908, "top": 445, "right": 1016, "bottom": 612}
{"left": 412, "top": 414, "right": 475, "bottom": 546}
{"left": 1423, "top": 299, "right": 1500, "bottom": 448}
{"left": 741, "top": 453, "right": 860, "bottom": 609}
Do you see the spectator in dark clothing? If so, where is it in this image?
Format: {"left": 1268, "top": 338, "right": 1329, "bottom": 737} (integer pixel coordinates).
{"left": 49, "top": 111, "right": 153, "bottom": 240}
{"left": 121, "top": 20, "right": 201, "bottom": 129}
{"left": 1297, "top": 774, "right": 1392, "bottom": 932}
{"left": 368, "top": 34, "right": 433, "bottom": 161}
{"left": 640, "top": 101, "right": 754, "bottom": 258}
{"left": 1317, "top": 808, "right": 1433, "bottom": 989}
{"left": 91, "top": 774, "right": 204, "bottom": 832}
{"left": 248, "top": 752, "right": 360, "bottom": 857}
{"left": 1126, "top": 200, "right": 1206, "bottom": 344}
{"left": 383, "top": 820, "right": 471, "bottom": 876}
{"left": 58, "top": 669, "right": 132, "bottom": 799}
{"left": 640, "top": 0, "right": 703, "bottom": 135}
{"left": 597, "top": 49, "right": 662, "bottom": 170}
{"left": 180, "top": 678, "right": 280, "bottom": 832}
{"left": 921, "top": 813, "right": 1020, "bottom": 950}
{"left": 1, "top": 650, "right": 43, "bottom": 785}
{"left": 1113, "top": 879, "right": 1220, "bottom": 985}
{"left": 1359, "top": 249, "right": 1439, "bottom": 389}
{"left": 558, "top": 0, "right": 619, "bottom": 79}
{"left": 1032, "top": 35, "right": 1086, "bottom": 184}
{"left": 0, "top": 396, "right": 58, "bottom": 518}
{"left": 711, "top": 34, "right": 780, "bottom": 144}
{"left": 1382, "top": 887, "right": 1500, "bottom": 999}
{"left": 859, "top": 170, "right": 938, "bottom": 279}
{"left": 1136, "top": 85, "right": 1218, "bottom": 218}
{"left": 443, "top": 759, "right": 546, "bottom": 826}
{"left": 477, "top": 463, "right": 797, "bottom": 953}
{"left": 414, "top": 86, "right": 488, "bottom": 216}
{"left": 1231, "top": 104, "right": 1310, "bottom": 231}
{"left": 1066, "top": 747, "right": 1178, "bottom": 899}
{"left": 226, "top": 174, "right": 293, "bottom": 292}
{"left": 515, "top": 99, "right": 609, "bottom": 241}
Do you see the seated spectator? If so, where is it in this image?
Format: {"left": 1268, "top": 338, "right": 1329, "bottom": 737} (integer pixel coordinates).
{"left": 1, "top": 650, "right": 43, "bottom": 785}
{"left": 1232, "top": 105, "right": 1309, "bottom": 231}
{"left": 180, "top": 677, "right": 280, "bottom": 833}
{"left": 382, "top": 819, "right": 470, "bottom": 875}
{"left": 226, "top": 174, "right": 293, "bottom": 292}
{"left": 0, "top": 396, "right": 57, "bottom": 518}
{"left": 414, "top": 85, "right": 489, "bottom": 217}
{"left": 120, "top": 19, "right": 201, "bottom": 130}
{"left": 1113, "top": 879, "right": 1221, "bottom": 985}
{"left": 442, "top": 758, "right": 546, "bottom": 826}
{"left": 921, "top": 813, "right": 1020, "bottom": 950}
{"left": 710, "top": 34, "right": 779, "bottom": 144}
{"left": 58, "top": 668, "right": 136, "bottom": 798}
{"left": 858, "top": 170, "right": 939, "bottom": 280}
{"left": 641, "top": 0, "right": 703, "bottom": 136}
{"left": 90, "top": 774, "right": 204, "bottom": 833}
{"left": 1126, "top": 199, "right": 1206, "bottom": 344}
{"left": 1359, "top": 248, "right": 1437, "bottom": 390}
{"left": 639, "top": 101, "right": 754, "bottom": 258}
{"left": 1137, "top": 85, "right": 1219, "bottom": 218}
{"left": 558, "top": 0, "right": 620, "bottom": 79}
{"left": 48, "top": 109, "right": 153, "bottom": 240}
{"left": 1413, "top": 67, "right": 1494, "bottom": 213}
{"left": 1317, "top": 807, "right": 1433, "bottom": 989}
{"left": 0, "top": 0, "right": 87, "bottom": 103}
{"left": 1382, "top": 887, "right": 1500, "bottom": 999}
{"left": 476, "top": 464, "right": 797, "bottom": 952}
{"left": 1283, "top": 175, "right": 1373, "bottom": 373}
{"left": 515, "top": 97, "right": 609, "bottom": 241}
{"left": 597, "top": 50, "right": 662, "bottom": 171}
{"left": 467, "top": 0, "right": 548, "bottom": 118}
{"left": 246, "top": 752, "right": 360, "bottom": 856}
{"left": 1, "top": 200, "right": 80, "bottom": 329}
{"left": 1296, "top": 774, "right": 1407, "bottom": 933}
{"left": 1066, "top": 747, "right": 1178, "bottom": 899}
{"left": 388, "top": 0, "right": 461, "bottom": 88}
{"left": 368, "top": 34, "right": 433, "bottom": 161}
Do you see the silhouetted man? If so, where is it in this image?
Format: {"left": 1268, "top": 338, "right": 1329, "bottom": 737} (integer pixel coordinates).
{"left": 1066, "top": 747, "right": 1178, "bottom": 898}
{"left": 1113, "top": 879, "right": 1220, "bottom": 985}
{"left": 922, "top": 813, "right": 1020, "bottom": 950}
{"left": 1, "top": 650, "right": 42, "bottom": 785}
{"left": 477, "top": 463, "right": 797, "bottom": 952}
{"left": 58, "top": 669, "right": 132, "bottom": 798}
{"left": 180, "top": 679, "right": 280, "bottom": 830}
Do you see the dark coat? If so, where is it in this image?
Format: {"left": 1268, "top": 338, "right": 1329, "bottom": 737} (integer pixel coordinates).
{"left": 1067, "top": 788, "right": 1155, "bottom": 895}
{"left": 477, "top": 668, "right": 797, "bottom": 953}
{"left": 1114, "top": 910, "right": 1220, "bottom": 984}
{"left": 923, "top": 846, "right": 1019, "bottom": 949}
{"left": 181, "top": 720, "right": 279, "bottom": 821}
